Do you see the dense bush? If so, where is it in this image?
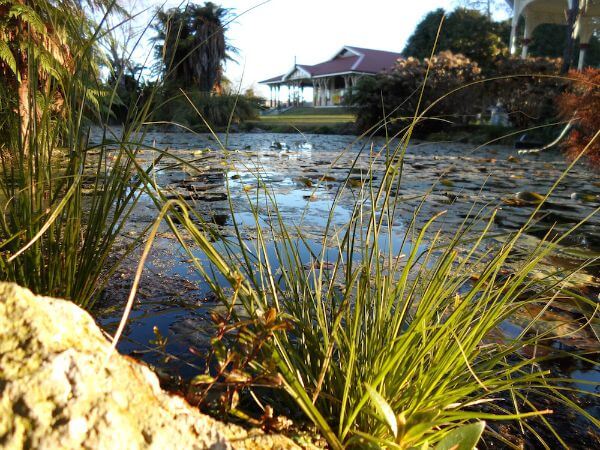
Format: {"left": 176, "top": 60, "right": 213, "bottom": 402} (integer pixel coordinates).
{"left": 403, "top": 8, "right": 509, "bottom": 73}
{"left": 353, "top": 51, "right": 481, "bottom": 135}
{"left": 557, "top": 68, "right": 600, "bottom": 167}
{"left": 153, "top": 89, "right": 262, "bottom": 129}
{"left": 488, "top": 56, "right": 563, "bottom": 128}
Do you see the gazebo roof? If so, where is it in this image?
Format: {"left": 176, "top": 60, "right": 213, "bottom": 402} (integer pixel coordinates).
{"left": 260, "top": 45, "right": 402, "bottom": 85}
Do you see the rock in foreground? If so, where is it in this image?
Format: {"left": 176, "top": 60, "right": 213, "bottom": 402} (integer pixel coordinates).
{"left": 0, "top": 283, "right": 298, "bottom": 449}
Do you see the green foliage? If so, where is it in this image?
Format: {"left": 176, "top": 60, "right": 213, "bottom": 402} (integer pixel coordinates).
{"left": 403, "top": 8, "right": 510, "bottom": 72}
{"left": 148, "top": 2, "right": 259, "bottom": 127}
{"left": 130, "top": 96, "right": 599, "bottom": 448}
{"left": 433, "top": 421, "right": 485, "bottom": 450}
{"left": 352, "top": 51, "right": 481, "bottom": 134}
{"left": 153, "top": 89, "right": 260, "bottom": 129}
{"left": 0, "top": 1, "right": 156, "bottom": 307}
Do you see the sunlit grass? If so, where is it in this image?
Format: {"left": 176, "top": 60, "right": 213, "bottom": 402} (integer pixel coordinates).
{"left": 254, "top": 113, "right": 356, "bottom": 125}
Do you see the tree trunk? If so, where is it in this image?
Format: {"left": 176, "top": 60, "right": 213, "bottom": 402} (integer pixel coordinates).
{"left": 17, "top": 45, "right": 31, "bottom": 156}
{"left": 561, "top": 0, "right": 580, "bottom": 74}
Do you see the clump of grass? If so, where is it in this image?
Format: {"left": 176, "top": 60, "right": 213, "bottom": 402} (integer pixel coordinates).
{"left": 0, "top": 1, "right": 157, "bottom": 308}
{"left": 125, "top": 108, "right": 598, "bottom": 449}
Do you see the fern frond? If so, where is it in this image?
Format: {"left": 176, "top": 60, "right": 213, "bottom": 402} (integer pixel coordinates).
{"left": 9, "top": 4, "right": 46, "bottom": 34}
{"left": 0, "top": 40, "right": 17, "bottom": 78}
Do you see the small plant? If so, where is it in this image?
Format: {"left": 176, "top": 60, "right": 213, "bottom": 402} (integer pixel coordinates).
{"left": 556, "top": 68, "right": 600, "bottom": 167}
{"left": 186, "top": 302, "right": 290, "bottom": 417}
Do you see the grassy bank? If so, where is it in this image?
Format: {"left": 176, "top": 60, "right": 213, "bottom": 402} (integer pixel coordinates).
{"left": 246, "top": 107, "right": 357, "bottom": 134}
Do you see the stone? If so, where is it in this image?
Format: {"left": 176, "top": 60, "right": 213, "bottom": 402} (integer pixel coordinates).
{"left": 0, "top": 283, "right": 299, "bottom": 450}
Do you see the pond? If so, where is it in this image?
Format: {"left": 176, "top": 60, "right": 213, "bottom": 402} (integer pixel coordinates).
{"left": 92, "top": 130, "right": 599, "bottom": 437}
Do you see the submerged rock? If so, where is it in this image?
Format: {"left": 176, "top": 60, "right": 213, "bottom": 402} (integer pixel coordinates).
{"left": 0, "top": 283, "right": 299, "bottom": 450}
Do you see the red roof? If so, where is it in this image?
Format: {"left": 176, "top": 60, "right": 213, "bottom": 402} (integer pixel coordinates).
{"left": 345, "top": 46, "right": 403, "bottom": 74}
{"left": 260, "top": 46, "right": 402, "bottom": 84}
{"left": 305, "top": 55, "right": 360, "bottom": 76}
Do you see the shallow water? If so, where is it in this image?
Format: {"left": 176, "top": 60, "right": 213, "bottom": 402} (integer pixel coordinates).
{"left": 93, "top": 130, "right": 599, "bottom": 417}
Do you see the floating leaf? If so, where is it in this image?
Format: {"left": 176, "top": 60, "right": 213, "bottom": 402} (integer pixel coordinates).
{"left": 570, "top": 192, "right": 598, "bottom": 203}
{"left": 191, "top": 374, "right": 216, "bottom": 385}
{"left": 349, "top": 178, "right": 364, "bottom": 187}
{"left": 295, "top": 176, "right": 313, "bottom": 187}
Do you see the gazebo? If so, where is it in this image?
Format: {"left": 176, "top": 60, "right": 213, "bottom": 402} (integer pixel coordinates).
{"left": 260, "top": 46, "right": 402, "bottom": 108}
{"left": 508, "top": 0, "right": 600, "bottom": 69}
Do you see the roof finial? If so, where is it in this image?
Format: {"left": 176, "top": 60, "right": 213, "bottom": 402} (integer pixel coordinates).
{"left": 294, "top": 55, "right": 296, "bottom": 66}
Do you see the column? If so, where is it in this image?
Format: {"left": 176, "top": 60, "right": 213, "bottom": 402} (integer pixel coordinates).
{"left": 277, "top": 85, "right": 281, "bottom": 109}
{"left": 521, "top": 38, "right": 531, "bottom": 58}
{"left": 269, "top": 86, "right": 273, "bottom": 108}
{"left": 577, "top": 20, "right": 593, "bottom": 71}
{"left": 343, "top": 76, "right": 349, "bottom": 102}
{"left": 317, "top": 79, "right": 324, "bottom": 106}
{"left": 509, "top": 0, "right": 523, "bottom": 55}
{"left": 578, "top": 43, "right": 588, "bottom": 70}
{"left": 521, "top": 10, "right": 540, "bottom": 59}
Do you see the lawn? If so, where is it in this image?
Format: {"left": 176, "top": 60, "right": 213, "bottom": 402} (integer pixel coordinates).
{"left": 253, "top": 107, "right": 356, "bottom": 127}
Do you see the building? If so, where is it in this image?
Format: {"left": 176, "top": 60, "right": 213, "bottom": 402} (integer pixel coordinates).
{"left": 508, "top": 0, "right": 600, "bottom": 69}
{"left": 260, "top": 46, "right": 402, "bottom": 108}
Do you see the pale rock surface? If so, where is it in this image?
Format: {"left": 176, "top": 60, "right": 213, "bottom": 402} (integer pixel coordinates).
{"left": 0, "top": 283, "right": 299, "bottom": 450}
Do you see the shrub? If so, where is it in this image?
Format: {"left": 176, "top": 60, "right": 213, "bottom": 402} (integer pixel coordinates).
{"left": 556, "top": 68, "right": 600, "bottom": 167}
{"left": 403, "top": 8, "right": 510, "bottom": 73}
{"left": 154, "top": 90, "right": 261, "bottom": 129}
{"left": 488, "top": 56, "right": 563, "bottom": 128}
{"left": 353, "top": 51, "right": 482, "bottom": 135}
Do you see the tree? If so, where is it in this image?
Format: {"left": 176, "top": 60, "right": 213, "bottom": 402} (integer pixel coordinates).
{"left": 0, "top": 0, "right": 117, "bottom": 149}
{"left": 153, "top": 2, "right": 236, "bottom": 93}
{"left": 527, "top": 24, "right": 600, "bottom": 68}
{"left": 453, "top": 0, "right": 511, "bottom": 20}
{"left": 403, "top": 8, "right": 509, "bottom": 72}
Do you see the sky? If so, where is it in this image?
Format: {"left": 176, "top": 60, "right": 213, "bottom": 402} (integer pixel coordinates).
{"left": 122, "top": 0, "right": 507, "bottom": 98}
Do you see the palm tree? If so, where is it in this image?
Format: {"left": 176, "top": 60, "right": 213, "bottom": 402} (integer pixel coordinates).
{"left": 153, "top": 2, "right": 237, "bottom": 93}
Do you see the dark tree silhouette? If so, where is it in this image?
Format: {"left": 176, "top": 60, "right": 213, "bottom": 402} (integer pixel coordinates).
{"left": 402, "top": 8, "right": 510, "bottom": 72}
{"left": 153, "top": 2, "right": 237, "bottom": 92}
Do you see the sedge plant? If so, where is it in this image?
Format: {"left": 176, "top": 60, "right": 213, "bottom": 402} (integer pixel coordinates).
{"left": 0, "top": 1, "right": 161, "bottom": 307}
{"left": 120, "top": 106, "right": 599, "bottom": 450}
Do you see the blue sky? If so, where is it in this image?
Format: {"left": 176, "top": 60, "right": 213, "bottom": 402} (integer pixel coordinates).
{"left": 125, "top": 1, "right": 508, "bottom": 98}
